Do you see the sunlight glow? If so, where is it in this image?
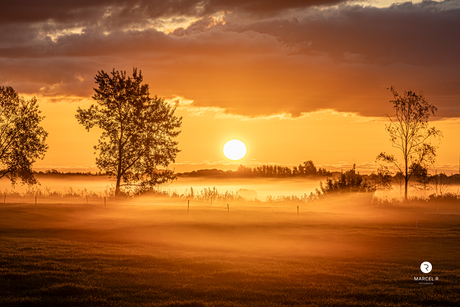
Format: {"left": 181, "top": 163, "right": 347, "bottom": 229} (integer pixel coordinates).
{"left": 223, "top": 139, "right": 247, "bottom": 160}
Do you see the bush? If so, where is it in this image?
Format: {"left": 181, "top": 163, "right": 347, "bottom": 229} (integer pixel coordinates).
{"left": 319, "top": 165, "right": 376, "bottom": 195}
{"left": 428, "top": 192, "right": 459, "bottom": 203}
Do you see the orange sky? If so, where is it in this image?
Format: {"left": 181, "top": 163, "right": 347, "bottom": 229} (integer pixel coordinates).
{"left": 1, "top": 0, "right": 460, "bottom": 174}
{"left": 34, "top": 98, "right": 460, "bottom": 174}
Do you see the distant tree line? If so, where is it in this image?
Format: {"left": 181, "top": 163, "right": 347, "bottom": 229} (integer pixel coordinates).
{"left": 236, "top": 161, "right": 332, "bottom": 177}
{"left": 178, "top": 161, "right": 333, "bottom": 178}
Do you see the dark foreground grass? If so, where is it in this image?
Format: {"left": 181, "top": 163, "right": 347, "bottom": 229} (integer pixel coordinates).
{"left": 0, "top": 197, "right": 459, "bottom": 306}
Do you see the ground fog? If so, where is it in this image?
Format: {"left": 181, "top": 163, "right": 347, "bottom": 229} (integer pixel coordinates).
{"left": 1, "top": 190, "right": 459, "bottom": 306}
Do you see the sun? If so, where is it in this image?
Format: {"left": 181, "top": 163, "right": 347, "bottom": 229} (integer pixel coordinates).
{"left": 223, "top": 139, "right": 247, "bottom": 160}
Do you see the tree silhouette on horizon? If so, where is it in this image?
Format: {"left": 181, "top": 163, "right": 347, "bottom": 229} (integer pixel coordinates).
{"left": 0, "top": 86, "right": 48, "bottom": 186}
{"left": 377, "top": 86, "right": 441, "bottom": 201}
{"left": 76, "top": 68, "right": 182, "bottom": 195}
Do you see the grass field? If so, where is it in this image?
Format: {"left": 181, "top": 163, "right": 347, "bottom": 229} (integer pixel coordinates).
{"left": 1, "top": 194, "right": 459, "bottom": 306}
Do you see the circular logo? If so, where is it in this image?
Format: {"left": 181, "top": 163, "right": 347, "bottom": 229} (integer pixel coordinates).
{"left": 420, "top": 261, "right": 432, "bottom": 274}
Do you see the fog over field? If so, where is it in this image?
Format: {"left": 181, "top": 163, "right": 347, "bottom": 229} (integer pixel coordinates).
{"left": 2, "top": 175, "right": 459, "bottom": 203}
{"left": 0, "top": 175, "right": 323, "bottom": 199}
{"left": 1, "top": 192, "right": 459, "bottom": 306}
{"left": 166, "top": 177, "right": 323, "bottom": 200}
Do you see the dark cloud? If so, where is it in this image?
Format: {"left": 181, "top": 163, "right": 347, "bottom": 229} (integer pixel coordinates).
{"left": 199, "top": 0, "right": 347, "bottom": 16}
{"left": 0, "top": 0, "right": 109, "bottom": 25}
{"left": 232, "top": 1, "right": 460, "bottom": 66}
{"left": 0, "top": 0, "right": 346, "bottom": 26}
{"left": 4, "top": 1, "right": 459, "bottom": 65}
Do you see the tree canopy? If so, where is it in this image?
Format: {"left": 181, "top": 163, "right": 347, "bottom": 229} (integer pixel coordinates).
{"left": 0, "top": 86, "right": 48, "bottom": 185}
{"left": 377, "top": 86, "right": 442, "bottom": 201}
{"left": 76, "top": 68, "right": 182, "bottom": 195}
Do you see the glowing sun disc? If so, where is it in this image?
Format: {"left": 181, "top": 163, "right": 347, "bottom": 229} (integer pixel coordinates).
{"left": 223, "top": 140, "right": 247, "bottom": 160}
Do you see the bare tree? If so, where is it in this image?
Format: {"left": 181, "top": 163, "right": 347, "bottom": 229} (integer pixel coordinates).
{"left": 377, "top": 87, "right": 442, "bottom": 201}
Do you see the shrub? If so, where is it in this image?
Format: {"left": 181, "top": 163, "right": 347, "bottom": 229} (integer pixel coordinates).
{"left": 319, "top": 165, "right": 376, "bottom": 195}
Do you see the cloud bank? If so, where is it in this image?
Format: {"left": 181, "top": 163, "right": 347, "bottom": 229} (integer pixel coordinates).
{"left": 0, "top": 0, "right": 459, "bottom": 118}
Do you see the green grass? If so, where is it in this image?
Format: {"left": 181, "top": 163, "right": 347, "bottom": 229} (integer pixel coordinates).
{"left": 0, "top": 197, "right": 459, "bottom": 306}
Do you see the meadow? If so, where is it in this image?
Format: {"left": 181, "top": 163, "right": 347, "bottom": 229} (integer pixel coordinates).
{"left": 1, "top": 190, "right": 459, "bottom": 306}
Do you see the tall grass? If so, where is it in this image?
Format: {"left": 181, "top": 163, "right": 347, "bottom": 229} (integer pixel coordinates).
{"left": 2, "top": 183, "right": 458, "bottom": 207}
{"left": 1, "top": 185, "right": 113, "bottom": 198}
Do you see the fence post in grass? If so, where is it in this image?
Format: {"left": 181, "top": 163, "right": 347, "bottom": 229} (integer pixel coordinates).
{"left": 35, "top": 196, "right": 37, "bottom": 210}
{"left": 188, "top": 200, "right": 189, "bottom": 213}
{"left": 297, "top": 206, "right": 299, "bottom": 218}
{"left": 104, "top": 196, "right": 106, "bottom": 209}
{"left": 227, "top": 204, "right": 229, "bottom": 214}
{"left": 416, "top": 213, "right": 418, "bottom": 228}
{"left": 86, "top": 195, "right": 88, "bottom": 205}
{"left": 3, "top": 195, "right": 5, "bottom": 207}
{"left": 437, "top": 200, "right": 439, "bottom": 211}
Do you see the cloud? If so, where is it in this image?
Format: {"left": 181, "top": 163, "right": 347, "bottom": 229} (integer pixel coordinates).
{"left": 0, "top": 0, "right": 347, "bottom": 23}
{"left": 0, "top": 1, "right": 459, "bottom": 118}
{"left": 235, "top": 1, "right": 460, "bottom": 66}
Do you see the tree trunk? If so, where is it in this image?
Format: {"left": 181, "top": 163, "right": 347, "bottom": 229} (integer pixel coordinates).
{"left": 404, "top": 153, "right": 408, "bottom": 202}
{"left": 115, "top": 175, "right": 121, "bottom": 196}
{"left": 116, "top": 126, "right": 123, "bottom": 196}
{"left": 404, "top": 177, "right": 408, "bottom": 201}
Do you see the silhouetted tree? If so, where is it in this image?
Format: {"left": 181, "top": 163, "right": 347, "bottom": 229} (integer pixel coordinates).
{"left": 0, "top": 86, "right": 48, "bottom": 185}
{"left": 317, "top": 167, "right": 332, "bottom": 176}
{"left": 319, "top": 165, "right": 375, "bottom": 195}
{"left": 302, "top": 160, "right": 317, "bottom": 175}
{"left": 431, "top": 172, "right": 450, "bottom": 197}
{"left": 377, "top": 87, "right": 441, "bottom": 201}
{"left": 236, "top": 165, "right": 252, "bottom": 176}
{"left": 410, "top": 163, "right": 432, "bottom": 197}
{"left": 369, "top": 165, "right": 393, "bottom": 190}
{"left": 76, "top": 68, "right": 182, "bottom": 195}
{"left": 292, "top": 166, "right": 299, "bottom": 175}
{"left": 393, "top": 171, "right": 405, "bottom": 198}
